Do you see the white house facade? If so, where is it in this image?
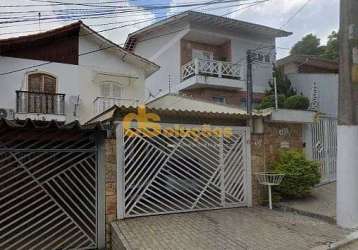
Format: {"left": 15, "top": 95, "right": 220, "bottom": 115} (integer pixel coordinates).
{"left": 0, "top": 21, "right": 159, "bottom": 123}
{"left": 125, "top": 11, "right": 291, "bottom": 108}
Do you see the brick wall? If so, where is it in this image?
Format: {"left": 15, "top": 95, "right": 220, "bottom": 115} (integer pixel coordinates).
{"left": 251, "top": 122, "right": 303, "bottom": 205}
{"left": 105, "top": 139, "right": 117, "bottom": 249}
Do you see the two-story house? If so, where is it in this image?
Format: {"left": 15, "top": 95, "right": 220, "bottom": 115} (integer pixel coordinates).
{"left": 0, "top": 21, "right": 159, "bottom": 123}
{"left": 124, "top": 11, "right": 291, "bottom": 108}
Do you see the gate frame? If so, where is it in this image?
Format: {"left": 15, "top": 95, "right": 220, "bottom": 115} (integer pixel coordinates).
{"left": 115, "top": 121, "right": 252, "bottom": 219}
{"left": 304, "top": 115, "right": 337, "bottom": 184}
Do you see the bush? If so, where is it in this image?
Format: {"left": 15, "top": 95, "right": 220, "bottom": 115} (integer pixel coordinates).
{"left": 257, "top": 95, "right": 285, "bottom": 109}
{"left": 272, "top": 150, "right": 320, "bottom": 199}
{"left": 284, "top": 95, "right": 310, "bottom": 110}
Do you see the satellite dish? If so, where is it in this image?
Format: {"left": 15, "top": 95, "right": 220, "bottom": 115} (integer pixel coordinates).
{"left": 0, "top": 108, "right": 8, "bottom": 119}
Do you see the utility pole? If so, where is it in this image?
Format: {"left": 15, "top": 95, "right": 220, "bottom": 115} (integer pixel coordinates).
{"left": 246, "top": 50, "right": 253, "bottom": 117}
{"left": 337, "top": 0, "right": 358, "bottom": 228}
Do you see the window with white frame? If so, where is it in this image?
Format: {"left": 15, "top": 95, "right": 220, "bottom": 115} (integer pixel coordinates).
{"left": 100, "top": 81, "right": 123, "bottom": 98}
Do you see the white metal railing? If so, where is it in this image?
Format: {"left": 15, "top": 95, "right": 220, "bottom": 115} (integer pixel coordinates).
{"left": 181, "top": 58, "right": 241, "bottom": 80}
{"left": 93, "top": 97, "right": 139, "bottom": 115}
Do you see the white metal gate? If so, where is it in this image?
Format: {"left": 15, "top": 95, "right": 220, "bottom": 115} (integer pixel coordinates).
{"left": 311, "top": 116, "right": 337, "bottom": 183}
{"left": 117, "top": 123, "right": 251, "bottom": 218}
{"left": 0, "top": 129, "right": 103, "bottom": 250}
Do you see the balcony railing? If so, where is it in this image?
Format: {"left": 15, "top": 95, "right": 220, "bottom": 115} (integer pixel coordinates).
{"left": 181, "top": 58, "right": 241, "bottom": 81}
{"left": 16, "top": 91, "right": 65, "bottom": 115}
{"left": 94, "top": 96, "right": 139, "bottom": 115}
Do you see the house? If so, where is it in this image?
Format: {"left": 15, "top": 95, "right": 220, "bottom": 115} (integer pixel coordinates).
{"left": 277, "top": 54, "right": 339, "bottom": 116}
{"left": 277, "top": 54, "right": 339, "bottom": 183}
{"left": 0, "top": 21, "right": 159, "bottom": 123}
{"left": 124, "top": 11, "right": 292, "bottom": 108}
{"left": 277, "top": 54, "right": 338, "bottom": 75}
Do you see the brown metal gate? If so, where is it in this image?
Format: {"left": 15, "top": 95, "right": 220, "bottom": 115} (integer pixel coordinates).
{"left": 0, "top": 121, "right": 104, "bottom": 250}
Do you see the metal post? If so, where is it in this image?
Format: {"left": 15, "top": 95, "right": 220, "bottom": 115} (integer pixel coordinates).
{"left": 268, "top": 185, "right": 272, "bottom": 210}
{"left": 246, "top": 50, "right": 253, "bottom": 116}
{"left": 273, "top": 77, "right": 278, "bottom": 110}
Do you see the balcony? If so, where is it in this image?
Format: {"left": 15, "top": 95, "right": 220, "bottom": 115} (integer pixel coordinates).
{"left": 94, "top": 97, "right": 140, "bottom": 115}
{"left": 179, "top": 58, "right": 245, "bottom": 91}
{"left": 16, "top": 91, "right": 66, "bottom": 121}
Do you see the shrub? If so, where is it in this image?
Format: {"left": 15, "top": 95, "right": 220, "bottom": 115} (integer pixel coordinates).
{"left": 257, "top": 95, "right": 286, "bottom": 109}
{"left": 272, "top": 150, "right": 320, "bottom": 199}
{"left": 284, "top": 95, "right": 310, "bottom": 110}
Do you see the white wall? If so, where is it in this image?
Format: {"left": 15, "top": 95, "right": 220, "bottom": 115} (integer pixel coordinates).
{"left": 134, "top": 29, "right": 186, "bottom": 99}
{"left": 0, "top": 36, "right": 148, "bottom": 124}
{"left": 230, "top": 36, "right": 275, "bottom": 93}
{"left": 288, "top": 73, "right": 338, "bottom": 116}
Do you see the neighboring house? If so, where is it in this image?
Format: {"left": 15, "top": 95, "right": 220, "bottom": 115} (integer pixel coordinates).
{"left": 277, "top": 54, "right": 339, "bottom": 183}
{"left": 0, "top": 21, "right": 159, "bottom": 123}
{"left": 124, "top": 11, "right": 291, "bottom": 108}
{"left": 277, "top": 55, "right": 339, "bottom": 116}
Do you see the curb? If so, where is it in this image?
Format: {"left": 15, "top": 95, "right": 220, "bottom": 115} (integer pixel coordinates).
{"left": 312, "top": 231, "right": 358, "bottom": 249}
{"left": 274, "top": 204, "right": 336, "bottom": 224}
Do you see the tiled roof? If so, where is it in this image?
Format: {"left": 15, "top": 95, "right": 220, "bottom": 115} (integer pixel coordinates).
{"left": 0, "top": 118, "right": 103, "bottom": 131}
{"left": 276, "top": 54, "right": 338, "bottom": 71}
{"left": 125, "top": 10, "right": 292, "bottom": 50}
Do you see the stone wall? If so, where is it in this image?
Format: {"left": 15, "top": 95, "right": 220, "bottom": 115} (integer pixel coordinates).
{"left": 105, "top": 139, "right": 117, "bottom": 249}
{"left": 251, "top": 122, "right": 304, "bottom": 205}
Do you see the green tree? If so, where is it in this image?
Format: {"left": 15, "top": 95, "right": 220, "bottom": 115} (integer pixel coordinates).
{"left": 290, "top": 34, "right": 323, "bottom": 56}
{"left": 266, "top": 68, "right": 297, "bottom": 97}
{"left": 321, "top": 31, "right": 339, "bottom": 60}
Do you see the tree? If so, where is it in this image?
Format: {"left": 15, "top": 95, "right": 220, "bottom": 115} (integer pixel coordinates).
{"left": 266, "top": 68, "right": 297, "bottom": 97}
{"left": 290, "top": 34, "right": 323, "bottom": 56}
{"left": 321, "top": 31, "right": 339, "bottom": 60}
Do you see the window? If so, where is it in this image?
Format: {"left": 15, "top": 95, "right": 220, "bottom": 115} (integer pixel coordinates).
{"left": 192, "top": 49, "right": 214, "bottom": 60}
{"left": 101, "top": 82, "right": 123, "bottom": 98}
{"left": 212, "top": 96, "right": 226, "bottom": 104}
{"left": 264, "top": 54, "right": 271, "bottom": 63}
{"left": 28, "top": 73, "right": 57, "bottom": 93}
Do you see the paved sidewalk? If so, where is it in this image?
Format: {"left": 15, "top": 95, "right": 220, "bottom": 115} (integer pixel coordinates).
{"left": 279, "top": 182, "right": 336, "bottom": 222}
{"left": 112, "top": 207, "right": 350, "bottom": 250}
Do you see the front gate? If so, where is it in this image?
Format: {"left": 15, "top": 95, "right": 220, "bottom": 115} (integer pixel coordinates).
{"left": 0, "top": 128, "right": 103, "bottom": 249}
{"left": 310, "top": 116, "right": 337, "bottom": 184}
{"left": 117, "top": 123, "right": 251, "bottom": 218}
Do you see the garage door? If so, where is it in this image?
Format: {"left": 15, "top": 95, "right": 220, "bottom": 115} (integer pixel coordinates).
{"left": 0, "top": 126, "right": 103, "bottom": 250}
{"left": 117, "top": 123, "right": 251, "bottom": 218}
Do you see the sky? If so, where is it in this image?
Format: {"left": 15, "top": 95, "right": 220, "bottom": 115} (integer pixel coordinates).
{"left": 0, "top": 0, "right": 339, "bottom": 59}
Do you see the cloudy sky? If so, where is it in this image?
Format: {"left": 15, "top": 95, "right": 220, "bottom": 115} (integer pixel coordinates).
{"left": 0, "top": 0, "right": 339, "bottom": 58}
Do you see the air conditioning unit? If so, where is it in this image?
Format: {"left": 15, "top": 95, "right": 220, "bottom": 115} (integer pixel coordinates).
{"left": 0, "top": 108, "right": 15, "bottom": 120}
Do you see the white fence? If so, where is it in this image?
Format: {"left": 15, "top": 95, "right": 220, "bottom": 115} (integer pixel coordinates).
{"left": 182, "top": 58, "right": 241, "bottom": 80}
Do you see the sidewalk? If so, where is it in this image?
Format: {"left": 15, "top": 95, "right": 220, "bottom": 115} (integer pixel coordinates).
{"left": 112, "top": 207, "right": 350, "bottom": 250}
{"left": 278, "top": 182, "right": 336, "bottom": 223}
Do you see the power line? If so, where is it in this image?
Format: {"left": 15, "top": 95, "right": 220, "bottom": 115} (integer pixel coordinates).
{"left": 280, "top": 0, "right": 312, "bottom": 29}
{"left": 0, "top": 0, "right": 275, "bottom": 76}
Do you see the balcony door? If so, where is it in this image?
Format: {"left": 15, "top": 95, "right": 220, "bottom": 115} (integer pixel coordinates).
{"left": 27, "top": 73, "right": 57, "bottom": 114}
{"left": 192, "top": 49, "right": 213, "bottom": 60}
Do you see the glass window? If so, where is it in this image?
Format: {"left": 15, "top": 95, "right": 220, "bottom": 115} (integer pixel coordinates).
{"left": 101, "top": 82, "right": 123, "bottom": 98}
{"left": 192, "top": 49, "right": 214, "bottom": 60}
{"left": 212, "top": 96, "right": 226, "bottom": 104}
